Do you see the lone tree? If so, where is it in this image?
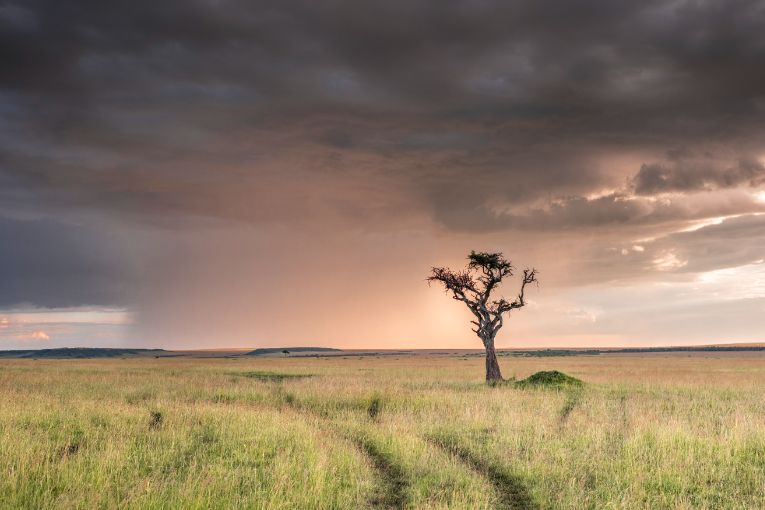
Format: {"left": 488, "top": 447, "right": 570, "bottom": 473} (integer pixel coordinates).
{"left": 428, "top": 251, "right": 538, "bottom": 383}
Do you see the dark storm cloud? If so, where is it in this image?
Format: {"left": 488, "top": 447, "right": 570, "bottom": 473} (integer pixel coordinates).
{"left": 633, "top": 156, "right": 765, "bottom": 195}
{"left": 3, "top": 0, "right": 765, "bottom": 216}
{"left": 2, "top": 0, "right": 765, "bottom": 313}
{"left": 0, "top": 216, "right": 132, "bottom": 307}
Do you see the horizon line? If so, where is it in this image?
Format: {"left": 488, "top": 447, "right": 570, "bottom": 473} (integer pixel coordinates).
{"left": 2, "top": 341, "right": 765, "bottom": 353}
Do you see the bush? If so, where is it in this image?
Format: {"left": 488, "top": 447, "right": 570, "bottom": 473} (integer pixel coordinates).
{"left": 514, "top": 370, "right": 583, "bottom": 389}
{"left": 367, "top": 394, "right": 382, "bottom": 419}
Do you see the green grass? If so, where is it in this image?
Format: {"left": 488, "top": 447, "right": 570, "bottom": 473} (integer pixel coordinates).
{"left": 1, "top": 354, "right": 765, "bottom": 508}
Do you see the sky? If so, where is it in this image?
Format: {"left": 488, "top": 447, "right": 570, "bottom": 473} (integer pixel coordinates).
{"left": 1, "top": 0, "right": 764, "bottom": 350}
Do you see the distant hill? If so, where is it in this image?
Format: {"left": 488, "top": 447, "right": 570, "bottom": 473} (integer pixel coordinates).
{"left": 0, "top": 348, "right": 166, "bottom": 359}
{"left": 245, "top": 347, "right": 342, "bottom": 356}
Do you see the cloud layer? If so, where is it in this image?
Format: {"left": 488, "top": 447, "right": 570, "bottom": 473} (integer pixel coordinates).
{"left": 1, "top": 0, "right": 764, "bottom": 346}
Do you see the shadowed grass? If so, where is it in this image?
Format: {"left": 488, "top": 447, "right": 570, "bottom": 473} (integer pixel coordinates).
{"left": 233, "top": 370, "right": 313, "bottom": 382}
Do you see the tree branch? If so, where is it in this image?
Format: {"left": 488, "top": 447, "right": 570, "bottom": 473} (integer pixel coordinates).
{"left": 509, "top": 268, "right": 538, "bottom": 310}
{"left": 428, "top": 255, "right": 538, "bottom": 338}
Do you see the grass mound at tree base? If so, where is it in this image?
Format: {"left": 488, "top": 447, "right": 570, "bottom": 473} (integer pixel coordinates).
{"left": 514, "top": 370, "right": 583, "bottom": 389}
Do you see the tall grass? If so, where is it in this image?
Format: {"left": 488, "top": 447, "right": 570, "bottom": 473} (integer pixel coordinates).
{"left": 1, "top": 353, "right": 765, "bottom": 508}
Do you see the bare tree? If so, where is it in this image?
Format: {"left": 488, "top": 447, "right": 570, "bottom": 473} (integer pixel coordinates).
{"left": 427, "top": 251, "right": 538, "bottom": 383}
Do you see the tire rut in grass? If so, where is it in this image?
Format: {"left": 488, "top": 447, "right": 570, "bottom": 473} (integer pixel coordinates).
{"left": 278, "top": 391, "right": 407, "bottom": 508}
{"left": 354, "top": 436, "right": 408, "bottom": 509}
{"left": 427, "top": 435, "right": 538, "bottom": 510}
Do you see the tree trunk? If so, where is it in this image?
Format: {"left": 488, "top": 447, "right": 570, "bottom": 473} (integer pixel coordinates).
{"left": 484, "top": 340, "right": 503, "bottom": 383}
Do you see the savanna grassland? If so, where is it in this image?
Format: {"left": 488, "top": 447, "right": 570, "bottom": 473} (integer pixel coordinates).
{"left": 2, "top": 353, "right": 765, "bottom": 509}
